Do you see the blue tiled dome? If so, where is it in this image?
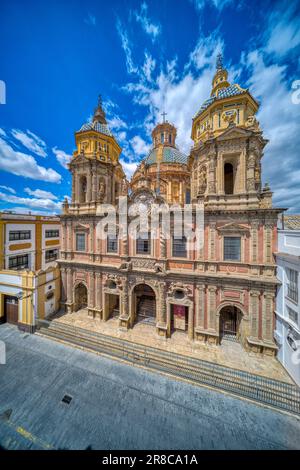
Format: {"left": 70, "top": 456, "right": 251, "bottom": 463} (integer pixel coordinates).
{"left": 193, "top": 84, "right": 246, "bottom": 119}
{"left": 145, "top": 146, "right": 188, "bottom": 165}
{"left": 78, "top": 121, "right": 113, "bottom": 137}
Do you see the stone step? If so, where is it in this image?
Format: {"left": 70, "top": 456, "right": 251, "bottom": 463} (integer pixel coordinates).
{"left": 36, "top": 320, "right": 300, "bottom": 415}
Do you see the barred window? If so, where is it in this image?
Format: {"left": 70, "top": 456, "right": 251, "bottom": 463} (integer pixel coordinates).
{"left": 224, "top": 237, "right": 241, "bottom": 261}
{"left": 287, "top": 306, "right": 298, "bottom": 325}
{"left": 76, "top": 233, "right": 86, "bottom": 252}
{"left": 9, "top": 230, "right": 31, "bottom": 241}
{"left": 107, "top": 235, "right": 118, "bottom": 253}
{"left": 45, "top": 248, "right": 59, "bottom": 262}
{"left": 45, "top": 230, "right": 59, "bottom": 238}
{"left": 9, "top": 254, "right": 29, "bottom": 270}
{"left": 136, "top": 235, "right": 151, "bottom": 254}
{"left": 287, "top": 268, "right": 298, "bottom": 303}
{"left": 172, "top": 236, "right": 187, "bottom": 258}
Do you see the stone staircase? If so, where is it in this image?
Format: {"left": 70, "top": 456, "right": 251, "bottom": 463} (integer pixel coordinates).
{"left": 36, "top": 318, "right": 300, "bottom": 416}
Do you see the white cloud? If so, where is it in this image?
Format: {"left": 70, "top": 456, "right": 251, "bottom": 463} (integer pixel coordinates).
{"left": 130, "top": 135, "right": 151, "bottom": 157}
{"left": 84, "top": 13, "right": 96, "bottom": 26}
{"left": 117, "top": 131, "right": 127, "bottom": 142}
{"left": 24, "top": 187, "right": 58, "bottom": 200}
{"left": 0, "top": 192, "right": 62, "bottom": 213}
{"left": 244, "top": 49, "right": 300, "bottom": 213}
{"left": 123, "top": 35, "right": 222, "bottom": 153}
{"left": 107, "top": 116, "right": 128, "bottom": 130}
{"left": 188, "top": 33, "right": 224, "bottom": 70}
{"left": 52, "top": 146, "right": 72, "bottom": 169}
{"left": 0, "top": 128, "right": 6, "bottom": 137}
{"left": 117, "top": 2, "right": 300, "bottom": 211}
{"left": 134, "top": 2, "right": 161, "bottom": 42}
{"left": 0, "top": 185, "right": 16, "bottom": 194}
{"left": 119, "top": 158, "right": 138, "bottom": 180}
{"left": 142, "top": 52, "right": 156, "bottom": 82}
{"left": 264, "top": 4, "right": 300, "bottom": 58}
{"left": 11, "top": 129, "right": 47, "bottom": 157}
{"left": 191, "top": 0, "right": 234, "bottom": 11}
{"left": 116, "top": 18, "right": 138, "bottom": 75}
{"left": 0, "top": 137, "right": 61, "bottom": 183}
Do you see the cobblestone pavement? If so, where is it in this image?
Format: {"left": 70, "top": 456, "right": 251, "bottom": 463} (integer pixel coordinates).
{"left": 0, "top": 324, "right": 300, "bottom": 450}
{"left": 51, "top": 309, "right": 293, "bottom": 383}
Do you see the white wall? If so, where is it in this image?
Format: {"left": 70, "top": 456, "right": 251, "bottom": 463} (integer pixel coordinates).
{"left": 275, "top": 230, "right": 300, "bottom": 386}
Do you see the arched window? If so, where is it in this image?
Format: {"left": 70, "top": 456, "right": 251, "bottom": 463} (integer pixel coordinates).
{"left": 224, "top": 163, "right": 234, "bottom": 195}
{"left": 79, "top": 176, "right": 87, "bottom": 203}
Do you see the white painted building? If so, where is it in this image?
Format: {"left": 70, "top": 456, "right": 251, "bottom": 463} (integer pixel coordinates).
{"left": 275, "top": 215, "right": 300, "bottom": 386}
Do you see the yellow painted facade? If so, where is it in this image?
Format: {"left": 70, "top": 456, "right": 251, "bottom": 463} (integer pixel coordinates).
{"left": 0, "top": 266, "right": 61, "bottom": 332}
{"left": 0, "top": 212, "right": 61, "bottom": 332}
{"left": 191, "top": 55, "right": 259, "bottom": 145}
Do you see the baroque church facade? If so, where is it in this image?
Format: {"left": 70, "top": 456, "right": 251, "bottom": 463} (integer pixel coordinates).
{"left": 59, "top": 57, "right": 282, "bottom": 355}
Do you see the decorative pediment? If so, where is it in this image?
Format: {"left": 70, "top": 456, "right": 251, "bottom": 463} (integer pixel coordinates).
{"left": 69, "top": 153, "right": 90, "bottom": 166}
{"left": 216, "top": 126, "right": 252, "bottom": 141}
{"left": 217, "top": 222, "right": 249, "bottom": 233}
{"left": 74, "top": 223, "right": 90, "bottom": 232}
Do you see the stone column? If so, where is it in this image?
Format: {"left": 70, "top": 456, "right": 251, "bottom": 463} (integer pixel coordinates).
{"left": 264, "top": 223, "right": 273, "bottom": 264}
{"left": 240, "top": 148, "right": 247, "bottom": 193}
{"left": 67, "top": 221, "right": 73, "bottom": 259}
{"left": 262, "top": 292, "right": 274, "bottom": 343}
{"left": 208, "top": 286, "right": 217, "bottom": 331}
{"left": 120, "top": 223, "right": 128, "bottom": 257}
{"left": 160, "top": 227, "right": 166, "bottom": 258}
{"left": 74, "top": 175, "right": 79, "bottom": 204}
{"left": 249, "top": 290, "right": 259, "bottom": 339}
{"left": 209, "top": 222, "right": 216, "bottom": 261}
{"left": 251, "top": 221, "right": 259, "bottom": 263}
{"left": 71, "top": 172, "right": 76, "bottom": 202}
{"left": 95, "top": 273, "right": 102, "bottom": 317}
{"left": 208, "top": 154, "right": 216, "bottom": 195}
{"left": 92, "top": 170, "right": 97, "bottom": 202}
{"left": 156, "top": 282, "right": 167, "bottom": 324}
{"left": 88, "top": 271, "right": 95, "bottom": 313}
{"left": 188, "top": 303, "right": 194, "bottom": 340}
{"left": 120, "top": 278, "right": 129, "bottom": 318}
{"left": 66, "top": 268, "right": 73, "bottom": 313}
{"left": 61, "top": 267, "right": 67, "bottom": 303}
{"left": 247, "top": 146, "right": 257, "bottom": 193}
{"left": 89, "top": 222, "right": 94, "bottom": 261}
{"left": 86, "top": 169, "right": 92, "bottom": 202}
{"left": 196, "top": 284, "right": 205, "bottom": 329}
{"left": 218, "top": 153, "right": 224, "bottom": 194}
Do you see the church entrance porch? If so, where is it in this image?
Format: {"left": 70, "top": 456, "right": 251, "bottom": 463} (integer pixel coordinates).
{"left": 104, "top": 293, "right": 120, "bottom": 320}
{"left": 132, "top": 284, "right": 156, "bottom": 325}
{"left": 74, "top": 283, "right": 88, "bottom": 312}
{"left": 42, "top": 308, "right": 292, "bottom": 383}
{"left": 220, "top": 306, "right": 241, "bottom": 343}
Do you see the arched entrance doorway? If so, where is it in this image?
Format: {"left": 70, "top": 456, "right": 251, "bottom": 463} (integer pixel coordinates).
{"left": 74, "top": 283, "right": 88, "bottom": 311}
{"left": 133, "top": 284, "right": 156, "bottom": 324}
{"left": 219, "top": 305, "right": 242, "bottom": 342}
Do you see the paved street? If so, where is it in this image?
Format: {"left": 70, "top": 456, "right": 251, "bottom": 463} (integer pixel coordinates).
{"left": 0, "top": 323, "right": 300, "bottom": 450}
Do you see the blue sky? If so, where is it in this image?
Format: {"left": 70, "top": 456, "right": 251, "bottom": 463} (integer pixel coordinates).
{"left": 0, "top": 0, "right": 300, "bottom": 214}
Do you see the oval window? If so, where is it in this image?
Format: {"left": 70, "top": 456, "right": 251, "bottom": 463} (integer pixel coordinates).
{"left": 174, "top": 290, "right": 185, "bottom": 300}
{"left": 108, "top": 281, "right": 117, "bottom": 290}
